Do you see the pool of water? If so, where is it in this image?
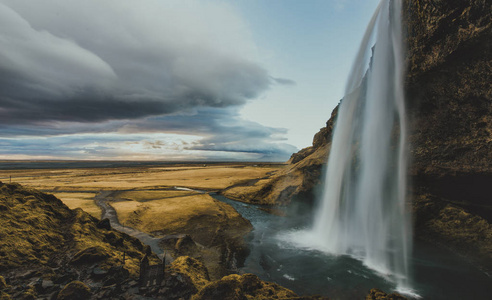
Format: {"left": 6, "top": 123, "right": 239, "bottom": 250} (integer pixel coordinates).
{"left": 214, "top": 195, "right": 492, "bottom": 299}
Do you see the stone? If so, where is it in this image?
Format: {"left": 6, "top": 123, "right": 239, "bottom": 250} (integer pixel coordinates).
{"left": 41, "top": 280, "right": 54, "bottom": 290}
{"left": 96, "top": 218, "right": 111, "bottom": 230}
{"left": 70, "top": 246, "right": 110, "bottom": 265}
{"left": 366, "top": 288, "right": 407, "bottom": 300}
{"left": 91, "top": 267, "right": 108, "bottom": 280}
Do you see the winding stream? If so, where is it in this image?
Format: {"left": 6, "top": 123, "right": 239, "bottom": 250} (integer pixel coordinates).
{"left": 94, "top": 190, "right": 168, "bottom": 261}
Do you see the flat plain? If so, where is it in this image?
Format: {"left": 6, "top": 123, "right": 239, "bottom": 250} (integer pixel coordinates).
{"left": 0, "top": 162, "right": 284, "bottom": 230}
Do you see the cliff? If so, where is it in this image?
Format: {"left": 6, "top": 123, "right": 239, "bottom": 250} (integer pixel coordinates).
{"left": 245, "top": 0, "right": 492, "bottom": 267}
{"left": 404, "top": 0, "right": 492, "bottom": 269}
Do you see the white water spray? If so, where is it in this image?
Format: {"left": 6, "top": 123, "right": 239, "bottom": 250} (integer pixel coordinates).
{"left": 286, "top": 0, "right": 412, "bottom": 291}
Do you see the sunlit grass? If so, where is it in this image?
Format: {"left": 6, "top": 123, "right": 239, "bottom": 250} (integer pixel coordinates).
{"left": 51, "top": 192, "right": 100, "bottom": 218}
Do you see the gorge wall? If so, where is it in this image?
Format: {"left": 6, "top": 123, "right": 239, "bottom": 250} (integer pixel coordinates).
{"left": 250, "top": 0, "right": 492, "bottom": 268}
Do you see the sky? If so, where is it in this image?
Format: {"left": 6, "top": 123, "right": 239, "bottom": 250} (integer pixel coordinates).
{"left": 0, "top": 0, "right": 380, "bottom": 162}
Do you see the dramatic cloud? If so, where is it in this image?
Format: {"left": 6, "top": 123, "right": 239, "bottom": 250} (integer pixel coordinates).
{"left": 0, "top": 107, "right": 297, "bottom": 161}
{"left": 0, "top": 0, "right": 297, "bottom": 160}
{"left": 0, "top": 0, "right": 272, "bottom": 124}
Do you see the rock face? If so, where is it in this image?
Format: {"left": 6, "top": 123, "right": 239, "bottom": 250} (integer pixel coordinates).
{"left": 228, "top": 107, "right": 337, "bottom": 206}
{"left": 251, "top": 0, "right": 492, "bottom": 268}
{"left": 403, "top": 0, "right": 492, "bottom": 269}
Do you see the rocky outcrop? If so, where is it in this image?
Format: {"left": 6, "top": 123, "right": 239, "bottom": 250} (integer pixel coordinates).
{"left": 0, "top": 181, "right": 157, "bottom": 298}
{"left": 243, "top": 0, "right": 492, "bottom": 268}
{"left": 57, "top": 281, "right": 92, "bottom": 300}
{"left": 0, "top": 182, "right": 155, "bottom": 274}
{"left": 403, "top": 0, "right": 492, "bottom": 269}
{"left": 194, "top": 273, "right": 298, "bottom": 300}
{"left": 366, "top": 288, "right": 407, "bottom": 300}
{"left": 225, "top": 106, "right": 337, "bottom": 206}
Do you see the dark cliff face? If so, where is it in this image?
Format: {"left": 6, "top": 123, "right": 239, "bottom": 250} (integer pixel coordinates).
{"left": 259, "top": 0, "right": 492, "bottom": 266}
{"left": 405, "top": 0, "right": 491, "bottom": 177}
{"left": 403, "top": 0, "right": 492, "bottom": 268}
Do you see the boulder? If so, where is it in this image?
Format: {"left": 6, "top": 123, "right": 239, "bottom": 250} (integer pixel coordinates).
{"left": 96, "top": 218, "right": 111, "bottom": 230}
{"left": 70, "top": 246, "right": 110, "bottom": 265}
{"left": 366, "top": 288, "right": 407, "bottom": 300}
{"left": 57, "top": 281, "right": 91, "bottom": 300}
{"left": 195, "top": 273, "right": 298, "bottom": 300}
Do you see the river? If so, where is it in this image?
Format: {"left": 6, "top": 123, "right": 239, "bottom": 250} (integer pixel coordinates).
{"left": 94, "top": 189, "right": 491, "bottom": 299}
{"left": 213, "top": 194, "right": 492, "bottom": 300}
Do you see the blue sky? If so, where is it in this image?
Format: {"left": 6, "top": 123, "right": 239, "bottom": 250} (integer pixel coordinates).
{"left": 0, "top": 0, "right": 380, "bottom": 161}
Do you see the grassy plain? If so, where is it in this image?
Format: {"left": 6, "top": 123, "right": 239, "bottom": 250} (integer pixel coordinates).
{"left": 2, "top": 163, "right": 281, "bottom": 191}
{"left": 0, "top": 162, "right": 283, "bottom": 224}
{"left": 51, "top": 192, "right": 100, "bottom": 218}
{"left": 1, "top": 162, "right": 284, "bottom": 280}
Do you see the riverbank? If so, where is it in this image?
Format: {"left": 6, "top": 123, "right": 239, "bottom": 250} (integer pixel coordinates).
{"left": 0, "top": 162, "right": 282, "bottom": 280}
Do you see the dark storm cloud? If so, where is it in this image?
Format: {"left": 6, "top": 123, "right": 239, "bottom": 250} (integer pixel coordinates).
{"left": 0, "top": 0, "right": 274, "bottom": 125}
{"left": 0, "top": 0, "right": 297, "bottom": 161}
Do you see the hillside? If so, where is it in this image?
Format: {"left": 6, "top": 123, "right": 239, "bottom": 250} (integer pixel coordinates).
{"left": 0, "top": 182, "right": 339, "bottom": 299}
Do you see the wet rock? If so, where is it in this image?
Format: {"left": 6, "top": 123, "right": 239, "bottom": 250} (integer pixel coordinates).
{"left": 57, "top": 281, "right": 91, "bottom": 300}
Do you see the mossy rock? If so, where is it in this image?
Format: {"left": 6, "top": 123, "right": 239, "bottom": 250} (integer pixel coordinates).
{"left": 70, "top": 246, "right": 110, "bottom": 265}
{"left": 169, "top": 256, "right": 210, "bottom": 290}
{"left": 195, "top": 273, "right": 298, "bottom": 300}
{"left": 57, "top": 281, "right": 91, "bottom": 300}
{"left": 366, "top": 288, "right": 407, "bottom": 300}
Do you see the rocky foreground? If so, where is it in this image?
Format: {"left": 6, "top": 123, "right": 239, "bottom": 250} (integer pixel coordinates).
{"left": 0, "top": 182, "right": 408, "bottom": 299}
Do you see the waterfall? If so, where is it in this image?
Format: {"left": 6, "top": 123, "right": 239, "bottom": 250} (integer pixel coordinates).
{"left": 288, "top": 0, "right": 412, "bottom": 291}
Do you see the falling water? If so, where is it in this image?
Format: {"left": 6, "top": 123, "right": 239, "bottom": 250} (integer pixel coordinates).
{"left": 296, "top": 0, "right": 412, "bottom": 291}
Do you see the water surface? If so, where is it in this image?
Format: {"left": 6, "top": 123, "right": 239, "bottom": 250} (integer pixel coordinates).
{"left": 215, "top": 195, "right": 492, "bottom": 299}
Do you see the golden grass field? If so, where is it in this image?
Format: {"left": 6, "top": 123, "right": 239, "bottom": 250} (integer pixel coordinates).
{"left": 2, "top": 163, "right": 281, "bottom": 192}
{"left": 0, "top": 163, "right": 283, "bottom": 237}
